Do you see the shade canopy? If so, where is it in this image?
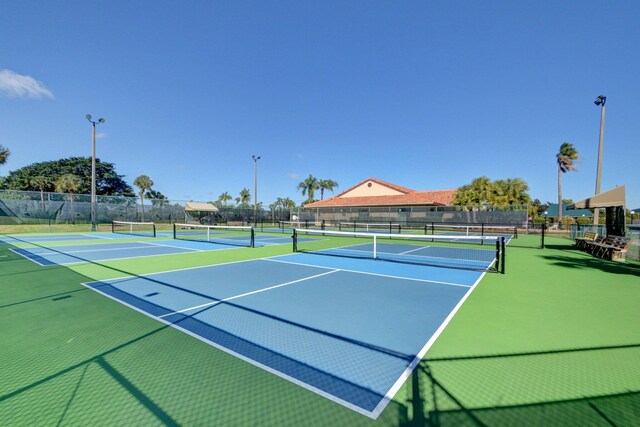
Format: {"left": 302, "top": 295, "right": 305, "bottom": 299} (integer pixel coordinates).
{"left": 184, "top": 202, "right": 219, "bottom": 212}
{"left": 544, "top": 203, "right": 593, "bottom": 218}
{"left": 568, "top": 185, "right": 626, "bottom": 209}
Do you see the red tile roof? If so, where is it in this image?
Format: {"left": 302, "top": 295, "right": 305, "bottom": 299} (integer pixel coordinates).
{"left": 333, "top": 177, "right": 414, "bottom": 197}
{"left": 305, "top": 177, "right": 457, "bottom": 208}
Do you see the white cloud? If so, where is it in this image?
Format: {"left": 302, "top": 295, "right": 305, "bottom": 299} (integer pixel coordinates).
{"left": 0, "top": 69, "right": 54, "bottom": 99}
{"left": 95, "top": 132, "right": 107, "bottom": 139}
{"left": 288, "top": 172, "right": 300, "bottom": 180}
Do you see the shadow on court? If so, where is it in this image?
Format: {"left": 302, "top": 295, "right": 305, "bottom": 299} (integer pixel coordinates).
{"left": 411, "top": 344, "right": 640, "bottom": 426}
{"left": 540, "top": 248, "right": 640, "bottom": 277}
{"left": 0, "top": 240, "right": 414, "bottom": 426}
{"left": 4, "top": 235, "right": 639, "bottom": 426}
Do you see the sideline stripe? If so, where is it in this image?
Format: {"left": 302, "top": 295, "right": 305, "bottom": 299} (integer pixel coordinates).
{"left": 264, "top": 257, "right": 471, "bottom": 288}
{"left": 158, "top": 269, "right": 340, "bottom": 318}
{"left": 369, "top": 270, "right": 488, "bottom": 418}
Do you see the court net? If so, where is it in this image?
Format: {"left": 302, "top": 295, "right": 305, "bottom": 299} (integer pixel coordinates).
{"left": 278, "top": 220, "right": 324, "bottom": 231}
{"left": 427, "top": 224, "right": 517, "bottom": 238}
{"left": 173, "top": 223, "right": 255, "bottom": 247}
{"left": 338, "top": 222, "right": 402, "bottom": 234}
{"left": 293, "top": 229, "right": 505, "bottom": 273}
{"left": 112, "top": 220, "right": 157, "bottom": 237}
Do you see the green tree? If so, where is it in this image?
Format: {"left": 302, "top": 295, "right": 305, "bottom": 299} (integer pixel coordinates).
{"left": 3, "top": 157, "right": 134, "bottom": 196}
{"left": 494, "top": 178, "right": 531, "bottom": 205}
{"left": 30, "top": 175, "right": 52, "bottom": 210}
{"left": 145, "top": 189, "right": 168, "bottom": 207}
{"left": 0, "top": 144, "right": 10, "bottom": 166}
{"left": 453, "top": 176, "right": 494, "bottom": 207}
{"left": 217, "top": 191, "right": 233, "bottom": 208}
{"left": 133, "top": 175, "right": 154, "bottom": 221}
{"left": 54, "top": 173, "right": 81, "bottom": 196}
{"left": 55, "top": 174, "right": 82, "bottom": 221}
{"left": 235, "top": 188, "right": 251, "bottom": 208}
{"left": 319, "top": 179, "right": 339, "bottom": 200}
{"left": 297, "top": 175, "right": 320, "bottom": 204}
{"left": 280, "top": 197, "right": 296, "bottom": 210}
{"left": 556, "top": 142, "right": 579, "bottom": 224}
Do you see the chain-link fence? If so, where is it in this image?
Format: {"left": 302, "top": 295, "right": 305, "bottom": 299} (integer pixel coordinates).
{"left": 0, "top": 190, "right": 288, "bottom": 228}
{"left": 298, "top": 205, "right": 528, "bottom": 226}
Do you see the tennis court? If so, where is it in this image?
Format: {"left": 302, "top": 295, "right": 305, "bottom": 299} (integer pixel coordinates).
{"left": 83, "top": 250, "right": 486, "bottom": 417}
{"left": 3, "top": 227, "right": 639, "bottom": 426}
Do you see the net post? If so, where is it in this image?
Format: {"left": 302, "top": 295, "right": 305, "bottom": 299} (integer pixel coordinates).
{"left": 481, "top": 223, "right": 485, "bottom": 237}
{"left": 321, "top": 219, "right": 325, "bottom": 231}
{"left": 541, "top": 222, "right": 546, "bottom": 249}
{"left": 173, "top": 223, "right": 177, "bottom": 240}
{"left": 373, "top": 235, "right": 377, "bottom": 259}
{"left": 152, "top": 223, "right": 157, "bottom": 238}
{"left": 111, "top": 221, "right": 115, "bottom": 234}
{"left": 250, "top": 228, "right": 255, "bottom": 248}
{"left": 500, "top": 236, "right": 506, "bottom": 274}
{"left": 292, "top": 229, "right": 298, "bottom": 252}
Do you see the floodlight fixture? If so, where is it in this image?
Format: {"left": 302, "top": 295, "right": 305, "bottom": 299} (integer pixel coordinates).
{"left": 594, "top": 95, "right": 606, "bottom": 106}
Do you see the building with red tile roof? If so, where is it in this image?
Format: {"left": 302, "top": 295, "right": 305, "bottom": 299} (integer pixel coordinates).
{"left": 304, "top": 177, "right": 457, "bottom": 209}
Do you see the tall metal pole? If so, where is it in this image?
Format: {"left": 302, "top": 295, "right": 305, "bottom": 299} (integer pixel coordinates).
{"left": 86, "top": 115, "right": 105, "bottom": 232}
{"left": 594, "top": 96, "right": 606, "bottom": 225}
{"left": 91, "top": 122, "right": 97, "bottom": 231}
{"left": 252, "top": 155, "right": 260, "bottom": 225}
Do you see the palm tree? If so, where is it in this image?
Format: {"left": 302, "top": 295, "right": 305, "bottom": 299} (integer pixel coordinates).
{"left": 55, "top": 173, "right": 82, "bottom": 222}
{"left": 133, "top": 175, "right": 154, "bottom": 221}
{"left": 30, "top": 175, "right": 51, "bottom": 210}
{"left": 453, "top": 176, "right": 494, "bottom": 207}
{"left": 145, "top": 189, "right": 168, "bottom": 207}
{"left": 235, "top": 188, "right": 251, "bottom": 207}
{"left": 556, "top": 142, "right": 579, "bottom": 225}
{"left": 297, "top": 175, "right": 320, "bottom": 204}
{"left": 0, "top": 145, "right": 9, "bottom": 165}
{"left": 217, "top": 191, "right": 233, "bottom": 207}
{"left": 494, "top": 178, "right": 531, "bottom": 205}
{"left": 319, "top": 179, "right": 339, "bottom": 200}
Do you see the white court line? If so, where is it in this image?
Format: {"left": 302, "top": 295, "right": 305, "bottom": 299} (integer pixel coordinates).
{"left": 9, "top": 248, "right": 47, "bottom": 266}
{"left": 79, "top": 280, "right": 378, "bottom": 418}
{"left": 264, "top": 257, "right": 471, "bottom": 288}
{"left": 137, "top": 240, "right": 203, "bottom": 252}
{"left": 369, "top": 270, "right": 488, "bottom": 419}
{"left": 399, "top": 246, "right": 430, "bottom": 255}
{"left": 83, "top": 257, "right": 268, "bottom": 283}
{"left": 81, "top": 234, "right": 113, "bottom": 240}
{"left": 158, "top": 269, "right": 340, "bottom": 318}
{"left": 29, "top": 245, "right": 177, "bottom": 255}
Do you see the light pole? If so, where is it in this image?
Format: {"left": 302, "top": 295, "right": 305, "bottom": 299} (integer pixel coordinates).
{"left": 252, "top": 154, "right": 261, "bottom": 225}
{"left": 86, "top": 114, "right": 105, "bottom": 231}
{"left": 593, "top": 95, "right": 606, "bottom": 225}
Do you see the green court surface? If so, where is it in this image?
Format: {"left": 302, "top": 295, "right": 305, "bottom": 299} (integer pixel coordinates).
{"left": 1, "top": 232, "right": 639, "bottom": 426}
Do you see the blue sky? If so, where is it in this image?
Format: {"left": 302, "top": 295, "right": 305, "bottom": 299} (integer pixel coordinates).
{"left": 1, "top": 1, "right": 638, "bottom": 209}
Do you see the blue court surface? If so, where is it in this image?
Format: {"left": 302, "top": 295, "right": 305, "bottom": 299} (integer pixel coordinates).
{"left": 10, "top": 240, "right": 246, "bottom": 266}
{"left": 0, "top": 232, "right": 137, "bottom": 243}
{"left": 83, "top": 253, "right": 485, "bottom": 418}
